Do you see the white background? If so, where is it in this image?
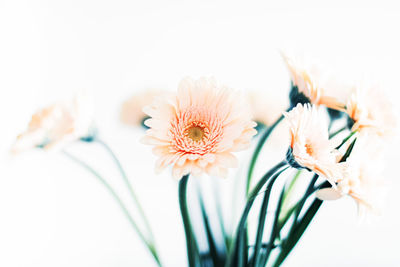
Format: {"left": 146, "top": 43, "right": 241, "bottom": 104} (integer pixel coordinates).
{"left": 1, "top": 1, "right": 400, "bottom": 266}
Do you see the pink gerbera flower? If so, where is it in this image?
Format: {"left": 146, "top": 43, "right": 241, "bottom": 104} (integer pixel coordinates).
{"left": 141, "top": 77, "right": 257, "bottom": 179}
{"left": 11, "top": 92, "right": 94, "bottom": 153}
{"left": 120, "top": 89, "right": 170, "bottom": 128}
{"left": 316, "top": 135, "right": 387, "bottom": 216}
{"left": 346, "top": 85, "right": 396, "bottom": 137}
{"left": 282, "top": 53, "right": 345, "bottom": 111}
{"left": 284, "top": 103, "right": 341, "bottom": 185}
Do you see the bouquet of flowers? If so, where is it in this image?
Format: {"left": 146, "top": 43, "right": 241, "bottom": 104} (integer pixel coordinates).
{"left": 12, "top": 54, "right": 396, "bottom": 267}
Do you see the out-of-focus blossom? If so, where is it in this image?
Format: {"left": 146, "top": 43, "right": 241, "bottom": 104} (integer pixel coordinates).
{"left": 11, "top": 92, "right": 94, "bottom": 153}
{"left": 247, "top": 90, "right": 284, "bottom": 127}
{"left": 346, "top": 85, "right": 396, "bottom": 137}
{"left": 121, "top": 89, "right": 169, "bottom": 128}
{"left": 317, "top": 135, "right": 386, "bottom": 216}
{"left": 141, "top": 77, "right": 257, "bottom": 179}
{"left": 282, "top": 53, "right": 345, "bottom": 111}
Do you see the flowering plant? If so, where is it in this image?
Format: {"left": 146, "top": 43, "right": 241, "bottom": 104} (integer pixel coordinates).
{"left": 12, "top": 55, "right": 396, "bottom": 267}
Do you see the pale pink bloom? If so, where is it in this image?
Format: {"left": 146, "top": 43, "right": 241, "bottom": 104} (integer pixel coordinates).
{"left": 282, "top": 53, "right": 345, "bottom": 111}
{"left": 11, "top": 92, "right": 94, "bottom": 153}
{"left": 317, "top": 135, "right": 386, "bottom": 216}
{"left": 121, "top": 89, "right": 169, "bottom": 127}
{"left": 247, "top": 90, "right": 285, "bottom": 126}
{"left": 284, "top": 103, "right": 341, "bottom": 185}
{"left": 141, "top": 77, "right": 257, "bottom": 179}
{"left": 346, "top": 85, "right": 396, "bottom": 137}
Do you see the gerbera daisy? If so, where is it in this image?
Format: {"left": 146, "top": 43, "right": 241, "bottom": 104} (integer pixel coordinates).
{"left": 121, "top": 89, "right": 169, "bottom": 128}
{"left": 282, "top": 53, "right": 345, "bottom": 111}
{"left": 141, "top": 77, "right": 257, "bottom": 179}
{"left": 11, "top": 92, "right": 94, "bottom": 153}
{"left": 246, "top": 90, "right": 285, "bottom": 127}
{"left": 284, "top": 103, "right": 341, "bottom": 185}
{"left": 316, "top": 135, "right": 386, "bottom": 215}
{"left": 346, "top": 85, "right": 396, "bottom": 137}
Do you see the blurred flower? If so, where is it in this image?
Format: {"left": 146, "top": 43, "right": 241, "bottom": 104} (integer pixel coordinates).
{"left": 121, "top": 89, "right": 169, "bottom": 128}
{"left": 316, "top": 135, "right": 386, "bottom": 216}
{"left": 141, "top": 77, "right": 257, "bottom": 179}
{"left": 284, "top": 103, "right": 341, "bottom": 185}
{"left": 247, "top": 90, "right": 284, "bottom": 127}
{"left": 346, "top": 85, "right": 396, "bottom": 137}
{"left": 11, "top": 92, "right": 94, "bottom": 153}
{"left": 282, "top": 53, "right": 345, "bottom": 111}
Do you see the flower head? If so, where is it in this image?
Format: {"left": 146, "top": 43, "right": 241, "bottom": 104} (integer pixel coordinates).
{"left": 284, "top": 103, "right": 341, "bottom": 185}
{"left": 121, "top": 89, "right": 169, "bottom": 128}
{"left": 141, "top": 77, "right": 257, "bottom": 179}
{"left": 247, "top": 90, "right": 284, "bottom": 127}
{"left": 346, "top": 85, "right": 396, "bottom": 137}
{"left": 316, "top": 135, "right": 386, "bottom": 216}
{"left": 282, "top": 53, "right": 345, "bottom": 111}
{"left": 11, "top": 92, "right": 94, "bottom": 153}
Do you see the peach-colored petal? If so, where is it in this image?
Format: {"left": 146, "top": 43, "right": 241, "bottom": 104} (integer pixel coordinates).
{"left": 316, "top": 188, "right": 343, "bottom": 200}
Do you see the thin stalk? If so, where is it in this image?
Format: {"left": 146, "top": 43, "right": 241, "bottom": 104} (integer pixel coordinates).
{"left": 277, "top": 170, "right": 302, "bottom": 229}
{"left": 95, "top": 139, "right": 156, "bottom": 245}
{"left": 246, "top": 114, "right": 285, "bottom": 196}
{"left": 261, "top": 187, "right": 286, "bottom": 266}
{"left": 329, "top": 125, "right": 347, "bottom": 139}
{"left": 198, "top": 192, "right": 224, "bottom": 267}
{"left": 252, "top": 168, "right": 287, "bottom": 266}
{"left": 335, "top": 131, "right": 356, "bottom": 149}
{"left": 62, "top": 151, "right": 161, "bottom": 266}
{"left": 226, "top": 161, "right": 288, "bottom": 267}
{"left": 272, "top": 198, "right": 323, "bottom": 267}
{"left": 179, "top": 175, "right": 200, "bottom": 267}
{"left": 212, "top": 179, "right": 230, "bottom": 251}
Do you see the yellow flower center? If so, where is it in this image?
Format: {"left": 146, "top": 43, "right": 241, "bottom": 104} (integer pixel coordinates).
{"left": 186, "top": 126, "right": 205, "bottom": 142}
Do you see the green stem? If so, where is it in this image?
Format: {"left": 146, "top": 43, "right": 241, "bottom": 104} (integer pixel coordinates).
{"left": 227, "top": 161, "right": 288, "bottom": 267}
{"left": 271, "top": 174, "right": 318, "bottom": 267}
{"left": 329, "top": 125, "right": 347, "bottom": 139}
{"left": 261, "top": 187, "right": 286, "bottom": 266}
{"left": 179, "top": 175, "right": 200, "bottom": 267}
{"left": 252, "top": 168, "right": 287, "bottom": 266}
{"left": 335, "top": 131, "right": 356, "bottom": 149}
{"left": 272, "top": 198, "right": 323, "bottom": 267}
{"left": 246, "top": 114, "right": 285, "bottom": 196}
{"left": 198, "top": 190, "right": 225, "bottom": 266}
{"left": 62, "top": 151, "right": 161, "bottom": 266}
{"left": 212, "top": 179, "right": 230, "bottom": 251}
{"left": 95, "top": 139, "right": 156, "bottom": 246}
{"left": 277, "top": 170, "right": 302, "bottom": 229}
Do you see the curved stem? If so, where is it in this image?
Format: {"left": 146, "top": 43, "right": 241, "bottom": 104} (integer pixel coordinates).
{"left": 179, "top": 175, "right": 200, "bottom": 267}
{"left": 329, "top": 125, "right": 347, "bottom": 139}
{"left": 260, "top": 184, "right": 286, "bottom": 266}
{"left": 95, "top": 139, "right": 156, "bottom": 245}
{"left": 62, "top": 150, "right": 161, "bottom": 267}
{"left": 273, "top": 198, "right": 323, "bottom": 267}
{"left": 246, "top": 114, "right": 285, "bottom": 196}
{"left": 252, "top": 168, "right": 287, "bottom": 266}
{"left": 212, "top": 179, "right": 230, "bottom": 251}
{"left": 272, "top": 174, "right": 319, "bottom": 267}
{"left": 227, "top": 161, "right": 288, "bottom": 267}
